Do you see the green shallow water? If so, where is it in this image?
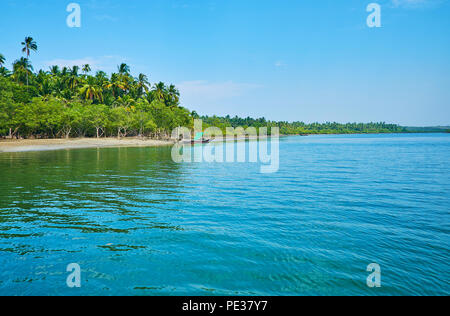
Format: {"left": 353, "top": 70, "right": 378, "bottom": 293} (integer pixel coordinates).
{"left": 0, "top": 134, "right": 449, "bottom": 295}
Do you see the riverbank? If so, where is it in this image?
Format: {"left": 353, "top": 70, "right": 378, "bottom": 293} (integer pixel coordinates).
{"left": 0, "top": 138, "right": 175, "bottom": 153}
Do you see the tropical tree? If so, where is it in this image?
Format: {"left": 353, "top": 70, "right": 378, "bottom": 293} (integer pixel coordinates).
{"left": 104, "top": 73, "right": 125, "bottom": 98}
{"left": 49, "top": 65, "right": 60, "bottom": 76}
{"left": 0, "top": 54, "right": 5, "bottom": 67}
{"left": 95, "top": 71, "right": 108, "bottom": 83}
{"left": 135, "top": 73, "right": 150, "bottom": 98}
{"left": 85, "top": 104, "right": 109, "bottom": 138}
{"left": 152, "top": 82, "right": 167, "bottom": 103}
{"left": 110, "top": 106, "right": 134, "bottom": 138}
{"left": 12, "top": 57, "right": 33, "bottom": 84}
{"left": 166, "top": 84, "right": 180, "bottom": 108}
{"left": 21, "top": 37, "right": 38, "bottom": 85}
{"left": 0, "top": 67, "right": 10, "bottom": 77}
{"left": 79, "top": 77, "right": 103, "bottom": 102}
{"left": 82, "top": 64, "right": 91, "bottom": 75}
{"left": 117, "top": 63, "right": 130, "bottom": 75}
{"left": 67, "top": 66, "right": 80, "bottom": 91}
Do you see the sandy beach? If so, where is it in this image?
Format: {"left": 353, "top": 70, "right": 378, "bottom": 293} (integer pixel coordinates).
{"left": 0, "top": 138, "right": 175, "bottom": 153}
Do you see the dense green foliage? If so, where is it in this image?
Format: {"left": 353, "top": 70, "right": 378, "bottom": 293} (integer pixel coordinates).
{"left": 1, "top": 37, "right": 408, "bottom": 139}
{"left": 0, "top": 38, "right": 192, "bottom": 139}
{"left": 199, "top": 115, "right": 407, "bottom": 135}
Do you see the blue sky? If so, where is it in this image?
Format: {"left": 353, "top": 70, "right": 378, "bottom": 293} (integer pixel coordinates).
{"left": 1, "top": 0, "right": 449, "bottom": 125}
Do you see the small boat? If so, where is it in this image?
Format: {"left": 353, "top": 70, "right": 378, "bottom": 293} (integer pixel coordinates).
{"left": 180, "top": 138, "right": 211, "bottom": 145}
{"left": 191, "top": 139, "right": 210, "bottom": 144}
{"left": 180, "top": 132, "right": 211, "bottom": 145}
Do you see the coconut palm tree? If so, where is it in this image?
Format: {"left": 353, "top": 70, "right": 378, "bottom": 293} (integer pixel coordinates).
{"left": 104, "top": 73, "right": 126, "bottom": 98}
{"left": 82, "top": 64, "right": 91, "bottom": 75}
{"left": 12, "top": 57, "right": 33, "bottom": 84}
{"left": 95, "top": 71, "right": 107, "bottom": 84}
{"left": 118, "top": 63, "right": 130, "bottom": 75}
{"left": 61, "top": 66, "right": 69, "bottom": 77}
{"left": 80, "top": 77, "right": 103, "bottom": 102}
{"left": 49, "top": 65, "right": 60, "bottom": 76}
{"left": 21, "top": 37, "right": 38, "bottom": 85}
{"left": 0, "top": 54, "right": 5, "bottom": 67}
{"left": 152, "top": 82, "right": 167, "bottom": 102}
{"left": 135, "top": 73, "right": 150, "bottom": 97}
{"left": 0, "top": 67, "right": 11, "bottom": 77}
{"left": 67, "top": 66, "right": 80, "bottom": 90}
{"left": 166, "top": 84, "right": 180, "bottom": 107}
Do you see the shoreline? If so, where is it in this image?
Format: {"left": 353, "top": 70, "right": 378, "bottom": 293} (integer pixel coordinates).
{"left": 0, "top": 138, "right": 175, "bottom": 153}
{"left": 0, "top": 136, "right": 271, "bottom": 153}
{"left": 1, "top": 132, "right": 447, "bottom": 153}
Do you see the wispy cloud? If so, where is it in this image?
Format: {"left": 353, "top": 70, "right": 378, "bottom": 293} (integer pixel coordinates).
{"left": 389, "top": 0, "right": 445, "bottom": 8}
{"left": 274, "top": 61, "right": 287, "bottom": 68}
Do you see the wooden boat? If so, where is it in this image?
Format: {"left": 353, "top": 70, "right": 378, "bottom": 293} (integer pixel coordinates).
{"left": 180, "top": 138, "right": 211, "bottom": 145}
{"left": 180, "top": 132, "right": 211, "bottom": 145}
{"left": 190, "top": 139, "right": 210, "bottom": 145}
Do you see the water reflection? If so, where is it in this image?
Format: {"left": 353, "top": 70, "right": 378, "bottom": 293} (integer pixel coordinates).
{"left": 0, "top": 146, "right": 187, "bottom": 249}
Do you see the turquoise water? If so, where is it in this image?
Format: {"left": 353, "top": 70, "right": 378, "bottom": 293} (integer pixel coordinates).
{"left": 0, "top": 134, "right": 449, "bottom": 295}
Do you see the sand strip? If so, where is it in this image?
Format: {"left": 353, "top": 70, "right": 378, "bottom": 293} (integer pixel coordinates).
{"left": 0, "top": 138, "right": 175, "bottom": 153}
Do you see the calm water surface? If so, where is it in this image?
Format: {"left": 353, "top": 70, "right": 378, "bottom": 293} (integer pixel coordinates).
{"left": 0, "top": 134, "right": 449, "bottom": 295}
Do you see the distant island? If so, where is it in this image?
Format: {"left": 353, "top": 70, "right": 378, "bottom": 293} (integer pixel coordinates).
{"left": 0, "top": 37, "right": 445, "bottom": 141}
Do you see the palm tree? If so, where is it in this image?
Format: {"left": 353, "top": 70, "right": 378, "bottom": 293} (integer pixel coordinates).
{"left": 118, "top": 63, "right": 130, "bottom": 75}
{"left": 38, "top": 78, "right": 52, "bottom": 98}
{"left": 67, "top": 65, "right": 80, "bottom": 90}
{"left": 104, "top": 73, "right": 126, "bottom": 98}
{"left": 0, "top": 67, "right": 11, "bottom": 77}
{"left": 152, "top": 82, "right": 167, "bottom": 102}
{"left": 0, "top": 54, "right": 8, "bottom": 77}
{"left": 49, "top": 65, "right": 60, "bottom": 76}
{"left": 135, "top": 73, "right": 150, "bottom": 97}
{"left": 21, "top": 37, "right": 37, "bottom": 85}
{"left": 12, "top": 57, "right": 33, "bottom": 84}
{"left": 80, "top": 77, "right": 103, "bottom": 102}
{"left": 82, "top": 64, "right": 91, "bottom": 75}
{"left": 167, "top": 84, "right": 180, "bottom": 107}
{"left": 61, "top": 66, "right": 69, "bottom": 77}
{"left": 95, "top": 71, "right": 107, "bottom": 84}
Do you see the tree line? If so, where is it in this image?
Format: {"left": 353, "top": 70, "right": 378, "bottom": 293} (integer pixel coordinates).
{"left": 199, "top": 115, "right": 407, "bottom": 135}
{"left": 0, "top": 37, "right": 407, "bottom": 139}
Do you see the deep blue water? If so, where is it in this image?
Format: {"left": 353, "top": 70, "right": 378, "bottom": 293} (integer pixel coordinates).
{"left": 0, "top": 133, "right": 449, "bottom": 295}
